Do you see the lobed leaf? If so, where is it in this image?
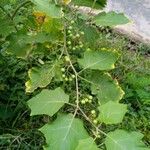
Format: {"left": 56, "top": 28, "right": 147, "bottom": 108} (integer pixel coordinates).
{"left": 25, "top": 64, "right": 56, "bottom": 93}
{"left": 71, "top": 0, "right": 107, "bottom": 9}
{"left": 98, "top": 101, "right": 127, "bottom": 124}
{"left": 75, "top": 137, "right": 100, "bottom": 150}
{"left": 105, "top": 129, "right": 149, "bottom": 150}
{"left": 27, "top": 88, "right": 69, "bottom": 116}
{"left": 40, "top": 114, "right": 90, "bottom": 150}
{"left": 88, "top": 71, "right": 124, "bottom": 104}
{"left": 93, "top": 11, "right": 129, "bottom": 27}
{"left": 78, "top": 49, "right": 119, "bottom": 71}
{"left": 31, "top": 0, "right": 63, "bottom": 18}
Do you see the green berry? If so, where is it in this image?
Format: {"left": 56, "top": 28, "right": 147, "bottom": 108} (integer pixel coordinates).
{"left": 69, "top": 77, "right": 73, "bottom": 81}
{"left": 81, "top": 100, "right": 86, "bottom": 104}
{"left": 68, "top": 30, "right": 71, "bottom": 34}
{"left": 86, "top": 48, "right": 91, "bottom": 51}
{"left": 80, "top": 31, "right": 84, "bottom": 35}
{"left": 91, "top": 110, "right": 96, "bottom": 115}
{"left": 65, "top": 56, "right": 70, "bottom": 62}
{"left": 69, "top": 34, "right": 73, "bottom": 37}
{"left": 93, "top": 119, "right": 98, "bottom": 124}
{"left": 88, "top": 95, "right": 93, "bottom": 100}
{"left": 61, "top": 68, "right": 65, "bottom": 72}
{"left": 75, "top": 45, "right": 79, "bottom": 49}
{"left": 76, "top": 34, "right": 80, "bottom": 38}
{"left": 71, "top": 20, "right": 75, "bottom": 24}
{"left": 79, "top": 44, "right": 83, "bottom": 48}
{"left": 67, "top": 41, "right": 71, "bottom": 45}
{"left": 69, "top": 26, "right": 73, "bottom": 30}
{"left": 85, "top": 98, "right": 89, "bottom": 102}
{"left": 96, "top": 134, "right": 101, "bottom": 138}
{"left": 65, "top": 77, "right": 69, "bottom": 81}
{"left": 88, "top": 100, "right": 92, "bottom": 103}
{"left": 62, "top": 74, "right": 66, "bottom": 78}
{"left": 71, "top": 74, "right": 75, "bottom": 78}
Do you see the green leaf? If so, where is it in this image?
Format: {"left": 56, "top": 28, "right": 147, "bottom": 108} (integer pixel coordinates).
{"left": 25, "top": 32, "right": 60, "bottom": 44}
{"left": 27, "top": 88, "right": 69, "bottom": 116}
{"left": 25, "top": 64, "right": 56, "bottom": 93}
{"left": 41, "top": 17, "right": 63, "bottom": 39}
{"left": 31, "top": 0, "right": 63, "bottom": 18}
{"left": 40, "top": 114, "right": 89, "bottom": 150}
{"left": 71, "top": 0, "right": 106, "bottom": 9}
{"left": 0, "top": 18, "right": 15, "bottom": 37}
{"left": 6, "top": 32, "right": 32, "bottom": 58}
{"left": 78, "top": 50, "right": 119, "bottom": 71}
{"left": 98, "top": 101, "right": 127, "bottom": 124}
{"left": 89, "top": 71, "right": 124, "bottom": 104}
{"left": 93, "top": 11, "right": 129, "bottom": 27}
{"left": 75, "top": 138, "right": 100, "bottom": 150}
{"left": 105, "top": 129, "right": 149, "bottom": 150}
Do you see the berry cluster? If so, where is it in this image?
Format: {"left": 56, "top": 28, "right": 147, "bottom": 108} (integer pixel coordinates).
{"left": 80, "top": 95, "right": 93, "bottom": 104}
{"left": 66, "top": 21, "right": 85, "bottom": 51}
{"left": 61, "top": 67, "right": 75, "bottom": 82}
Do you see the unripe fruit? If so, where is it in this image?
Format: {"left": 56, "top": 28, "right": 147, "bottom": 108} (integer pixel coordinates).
{"left": 76, "top": 34, "right": 80, "bottom": 38}
{"left": 91, "top": 110, "right": 96, "bottom": 114}
{"left": 93, "top": 119, "right": 98, "bottom": 124}
{"left": 85, "top": 98, "right": 89, "bottom": 103}
{"left": 65, "top": 77, "right": 69, "bottom": 81}
{"left": 61, "top": 68, "right": 65, "bottom": 72}
{"left": 71, "top": 20, "right": 75, "bottom": 24}
{"left": 86, "top": 48, "right": 91, "bottom": 51}
{"left": 88, "top": 95, "right": 93, "bottom": 100}
{"left": 88, "top": 100, "right": 92, "bottom": 103}
{"left": 65, "top": 56, "right": 70, "bottom": 62}
{"left": 79, "top": 44, "right": 83, "bottom": 48}
{"left": 71, "top": 74, "right": 75, "bottom": 78}
{"left": 69, "top": 77, "right": 73, "bottom": 81}
{"left": 81, "top": 100, "right": 86, "bottom": 104}
{"left": 68, "top": 30, "right": 71, "bottom": 34}
{"left": 67, "top": 41, "right": 71, "bottom": 45}
{"left": 68, "top": 26, "right": 73, "bottom": 30}
{"left": 80, "top": 31, "right": 85, "bottom": 35}
{"left": 62, "top": 74, "right": 66, "bottom": 78}
{"left": 96, "top": 134, "right": 101, "bottom": 138}
{"left": 69, "top": 34, "right": 73, "bottom": 37}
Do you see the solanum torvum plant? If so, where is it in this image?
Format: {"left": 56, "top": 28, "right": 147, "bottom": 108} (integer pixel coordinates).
{"left": 0, "top": 0, "right": 149, "bottom": 150}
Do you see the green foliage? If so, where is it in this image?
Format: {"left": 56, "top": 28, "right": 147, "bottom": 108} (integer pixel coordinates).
{"left": 31, "top": 0, "right": 63, "bottom": 18}
{"left": 78, "top": 49, "right": 119, "bottom": 70}
{"left": 0, "top": 18, "right": 15, "bottom": 37}
{"left": 93, "top": 11, "right": 130, "bottom": 27}
{"left": 98, "top": 101, "right": 127, "bottom": 124}
{"left": 40, "top": 114, "right": 90, "bottom": 150}
{"left": 105, "top": 130, "right": 150, "bottom": 150}
{"left": 71, "top": 0, "right": 106, "bottom": 9}
{"left": 1, "top": 0, "right": 149, "bottom": 150}
{"left": 75, "top": 138, "right": 99, "bottom": 150}
{"left": 89, "top": 71, "right": 124, "bottom": 104}
{"left": 26, "top": 64, "right": 56, "bottom": 93}
{"left": 28, "top": 88, "right": 69, "bottom": 116}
